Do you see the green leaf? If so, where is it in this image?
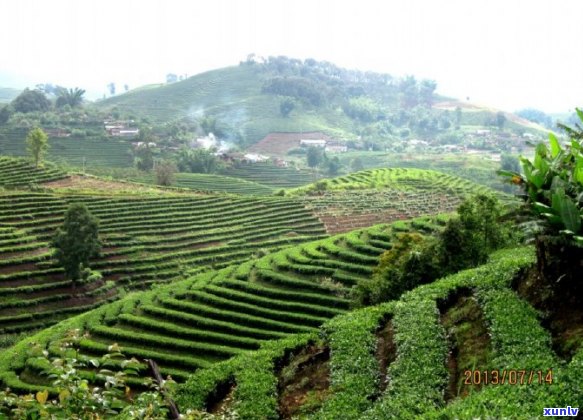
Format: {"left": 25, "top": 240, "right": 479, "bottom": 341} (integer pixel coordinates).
{"left": 530, "top": 169, "right": 545, "bottom": 189}
{"left": 542, "top": 213, "right": 562, "bottom": 225}
{"left": 548, "top": 132, "right": 561, "bottom": 158}
{"left": 575, "top": 157, "right": 583, "bottom": 186}
{"left": 576, "top": 107, "right": 583, "bottom": 124}
{"left": 533, "top": 202, "right": 552, "bottom": 214}
{"left": 552, "top": 192, "right": 582, "bottom": 232}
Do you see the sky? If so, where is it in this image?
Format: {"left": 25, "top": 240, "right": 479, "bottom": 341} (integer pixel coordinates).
{"left": 0, "top": 0, "right": 582, "bottom": 113}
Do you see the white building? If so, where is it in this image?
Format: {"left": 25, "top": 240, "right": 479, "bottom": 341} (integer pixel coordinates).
{"left": 300, "top": 139, "right": 326, "bottom": 148}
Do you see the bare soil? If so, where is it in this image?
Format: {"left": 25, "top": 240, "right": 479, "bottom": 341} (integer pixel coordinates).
{"left": 277, "top": 344, "right": 331, "bottom": 419}
{"left": 42, "top": 175, "right": 189, "bottom": 195}
{"left": 205, "top": 380, "right": 237, "bottom": 416}
{"left": 438, "top": 288, "right": 492, "bottom": 402}
{"left": 249, "top": 131, "right": 331, "bottom": 156}
{"left": 375, "top": 318, "right": 397, "bottom": 394}
{"left": 513, "top": 244, "right": 583, "bottom": 361}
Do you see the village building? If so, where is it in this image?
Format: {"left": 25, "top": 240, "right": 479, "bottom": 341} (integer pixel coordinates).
{"left": 324, "top": 141, "right": 348, "bottom": 153}
{"left": 243, "top": 153, "right": 269, "bottom": 163}
{"left": 300, "top": 139, "right": 326, "bottom": 148}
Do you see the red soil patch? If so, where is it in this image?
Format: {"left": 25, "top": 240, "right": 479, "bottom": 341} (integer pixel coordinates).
{"left": 320, "top": 212, "right": 409, "bottom": 234}
{"left": 42, "top": 175, "right": 188, "bottom": 195}
{"left": 249, "top": 131, "right": 331, "bottom": 156}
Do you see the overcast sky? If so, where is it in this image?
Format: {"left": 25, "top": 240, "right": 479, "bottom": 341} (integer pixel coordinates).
{"left": 1, "top": 0, "right": 582, "bottom": 113}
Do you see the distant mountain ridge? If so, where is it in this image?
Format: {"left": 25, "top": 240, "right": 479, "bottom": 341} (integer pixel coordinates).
{"left": 88, "top": 56, "right": 546, "bottom": 147}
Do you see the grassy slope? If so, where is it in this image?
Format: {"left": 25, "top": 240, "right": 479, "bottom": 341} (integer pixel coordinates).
{"left": 94, "top": 64, "right": 547, "bottom": 150}
{"left": 95, "top": 65, "right": 356, "bottom": 144}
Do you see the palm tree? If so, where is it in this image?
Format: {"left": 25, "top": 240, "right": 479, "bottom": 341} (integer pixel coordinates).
{"left": 56, "top": 87, "right": 86, "bottom": 108}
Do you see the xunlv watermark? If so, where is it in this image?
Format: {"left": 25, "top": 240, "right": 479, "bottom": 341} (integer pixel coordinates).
{"left": 543, "top": 406, "right": 579, "bottom": 417}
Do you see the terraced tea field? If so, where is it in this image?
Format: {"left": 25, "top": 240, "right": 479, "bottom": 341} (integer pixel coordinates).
{"left": 176, "top": 247, "right": 583, "bottom": 419}
{"left": 129, "top": 172, "right": 275, "bottom": 196}
{"left": 0, "top": 156, "right": 68, "bottom": 187}
{"left": 0, "top": 128, "right": 132, "bottom": 168}
{"left": 295, "top": 168, "right": 504, "bottom": 233}
{"left": 0, "top": 191, "right": 327, "bottom": 335}
{"left": 0, "top": 219, "right": 441, "bottom": 393}
{"left": 221, "top": 162, "right": 320, "bottom": 188}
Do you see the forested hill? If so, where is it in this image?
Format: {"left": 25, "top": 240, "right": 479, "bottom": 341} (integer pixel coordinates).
{"left": 94, "top": 56, "right": 545, "bottom": 147}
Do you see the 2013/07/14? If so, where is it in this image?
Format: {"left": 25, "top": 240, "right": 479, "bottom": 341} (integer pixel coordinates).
{"left": 464, "top": 369, "right": 553, "bottom": 385}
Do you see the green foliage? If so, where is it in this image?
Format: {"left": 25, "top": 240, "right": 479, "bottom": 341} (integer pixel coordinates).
{"left": 25, "top": 127, "right": 49, "bottom": 168}
{"left": 262, "top": 76, "right": 324, "bottom": 106}
{"left": 343, "top": 97, "right": 384, "bottom": 122}
{"left": 445, "top": 194, "right": 508, "bottom": 267}
{"left": 52, "top": 203, "right": 101, "bottom": 282}
{"left": 154, "top": 160, "right": 176, "bottom": 186}
{"left": 500, "top": 154, "right": 520, "bottom": 173}
{"left": 176, "top": 147, "right": 222, "bottom": 174}
{"left": 279, "top": 97, "right": 295, "bottom": 117}
{"left": 356, "top": 195, "right": 510, "bottom": 306}
{"left": 306, "top": 146, "right": 324, "bottom": 168}
{"left": 11, "top": 88, "right": 51, "bottom": 114}
{"left": 0, "top": 104, "right": 13, "bottom": 124}
{"left": 350, "top": 157, "right": 364, "bottom": 172}
{"left": 326, "top": 156, "right": 342, "bottom": 176}
{"left": 55, "top": 87, "right": 86, "bottom": 108}
{"left": 134, "top": 144, "right": 154, "bottom": 171}
{"left": 496, "top": 111, "right": 507, "bottom": 130}
{"left": 516, "top": 108, "right": 553, "bottom": 128}
{"left": 355, "top": 233, "right": 430, "bottom": 305}
{"left": 499, "top": 111, "right": 583, "bottom": 245}
{"left": 0, "top": 330, "right": 173, "bottom": 419}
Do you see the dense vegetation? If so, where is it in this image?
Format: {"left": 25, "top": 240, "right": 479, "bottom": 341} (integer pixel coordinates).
{"left": 0, "top": 59, "right": 580, "bottom": 419}
{"left": 0, "top": 219, "right": 437, "bottom": 396}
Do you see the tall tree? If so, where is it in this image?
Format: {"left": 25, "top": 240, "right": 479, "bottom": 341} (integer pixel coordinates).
{"left": 52, "top": 203, "right": 101, "bottom": 285}
{"left": 306, "top": 146, "right": 324, "bottom": 168}
{"left": 496, "top": 111, "right": 506, "bottom": 130}
{"left": 56, "top": 87, "right": 86, "bottom": 108}
{"left": 419, "top": 79, "right": 437, "bottom": 107}
{"left": 279, "top": 97, "right": 295, "bottom": 117}
{"left": 11, "top": 88, "right": 51, "bottom": 113}
{"left": 107, "top": 82, "right": 116, "bottom": 96}
{"left": 25, "top": 127, "right": 49, "bottom": 168}
{"left": 155, "top": 160, "right": 176, "bottom": 186}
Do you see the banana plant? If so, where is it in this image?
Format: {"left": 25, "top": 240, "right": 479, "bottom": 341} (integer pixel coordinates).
{"left": 498, "top": 108, "right": 583, "bottom": 246}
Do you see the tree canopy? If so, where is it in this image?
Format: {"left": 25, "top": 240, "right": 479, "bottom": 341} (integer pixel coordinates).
{"left": 25, "top": 127, "right": 49, "bottom": 168}
{"left": 11, "top": 88, "right": 51, "bottom": 113}
{"left": 52, "top": 203, "right": 101, "bottom": 283}
{"left": 56, "top": 87, "right": 86, "bottom": 108}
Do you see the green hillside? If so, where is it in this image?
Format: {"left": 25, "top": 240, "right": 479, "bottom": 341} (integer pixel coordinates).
{"left": 93, "top": 57, "right": 546, "bottom": 148}
{"left": 96, "top": 64, "right": 357, "bottom": 144}
{"left": 0, "top": 189, "right": 326, "bottom": 335}
{"left": 287, "top": 168, "right": 510, "bottom": 233}
{"left": 0, "top": 218, "right": 439, "bottom": 392}
{"left": 0, "top": 156, "right": 68, "bottom": 186}
{"left": 128, "top": 172, "right": 275, "bottom": 196}
{"left": 0, "top": 128, "right": 132, "bottom": 168}
{"left": 176, "top": 247, "right": 582, "bottom": 418}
